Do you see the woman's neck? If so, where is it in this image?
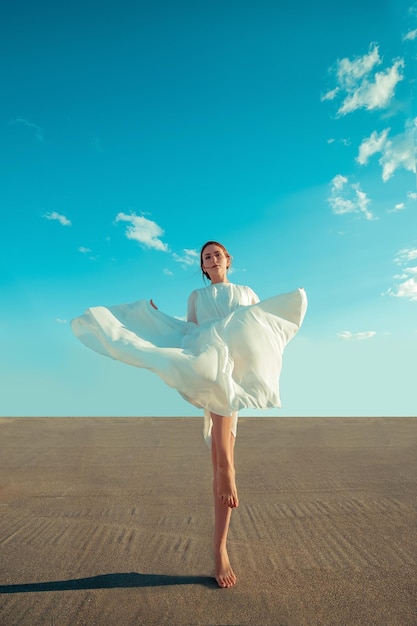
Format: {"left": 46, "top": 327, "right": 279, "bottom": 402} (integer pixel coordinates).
{"left": 210, "top": 279, "right": 230, "bottom": 285}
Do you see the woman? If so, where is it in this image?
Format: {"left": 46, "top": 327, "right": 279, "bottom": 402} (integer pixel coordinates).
{"left": 156, "top": 241, "right": 259, "bottom": 588}
{"left": 71, "top": 240, "right": 307, "bottom": 588}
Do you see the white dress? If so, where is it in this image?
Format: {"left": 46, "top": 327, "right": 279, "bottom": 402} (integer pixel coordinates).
{"left": 71, "top": 283, "right": 307, "bottom": 446}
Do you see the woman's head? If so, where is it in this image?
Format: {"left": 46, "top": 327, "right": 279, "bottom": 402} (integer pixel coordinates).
{"left": 200, "top": 241, "right": 232, "bottom": 282}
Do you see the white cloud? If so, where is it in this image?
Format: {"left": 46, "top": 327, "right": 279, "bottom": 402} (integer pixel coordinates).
{"left": 78, "top": 246, "right": 96, "bottom": 260}
{"left": 337, "top": 44, "right": 381, "bottom": 84}
{"left": 403, "top": 28, "right": 417, "bottom": 41}
{"left": 388, "top": 278, "right": 417, "bottom": 300}
{"left": 321, "top": 87, "right": 340, "bottom": 102}
{"left": 331, "top": 174, "right": 348, "bottom": 190}
{"left": 407, "top": 192, "right": 417, "bottom": 200}
{"left": 387, "top": 248, "right": 417, "bottom": 301}
{"left": 327, "top": 137, "right": 351, "bottom": 146}
{"left": 355, "top": 186, "right": 372, "bottom": 217}
{"left": 356, "top": 129, "right": 390, "bottom": 165}
{"left": 391, "top": 203, "right": 405, "bottom": 212}
{"left": 328, "top": 175, "right": 374, "bottom": 220}
{"left": 10, "top": 117, "right": 44, "bottom": 142}
{"left": 394, "top": 247, "right": 417, "bottom": 264}
{"left": 172, "top": 248, "right": 199, "bottom": 267}
{"left": 323, "top": 44, "right": 404, "bottom": 116}
{"left": 380, "top": 130, "right": 416, "bottom": 182}
{"left": 340, "top": 60, "right": 404, "bottom": 115}
{"left": 356, "top": 123, "right": 416, "bottom": 181}
{"left": 163, "top": 268, "right": 173, "bottom": 276}
{"left": 56, "top": 318, "right": 67, "bottom": 324}
{"left": 43, "top": 211, "right": 72, "bottom": 226}
{"left": 337, "top": 331, "right": 376, "bottom": 340}
{"left": 115, "top": 213, "right": 169, "bottom": 252}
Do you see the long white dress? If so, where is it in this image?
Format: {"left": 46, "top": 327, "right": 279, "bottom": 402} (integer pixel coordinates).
{"left": 71, "top": 283, "right": 307, "bottom": 446}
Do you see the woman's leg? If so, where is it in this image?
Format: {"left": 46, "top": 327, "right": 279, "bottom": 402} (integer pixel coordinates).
{"left": 211, "top": 412, "right": 238, "bottom": 588}
{"left": 211, "top": 412, "right": 239, "bottom": 508}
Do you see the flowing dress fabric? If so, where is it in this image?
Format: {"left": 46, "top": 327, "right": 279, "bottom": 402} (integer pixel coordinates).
{"left": 71, "top": 285, "right": 307, "bottom": 446}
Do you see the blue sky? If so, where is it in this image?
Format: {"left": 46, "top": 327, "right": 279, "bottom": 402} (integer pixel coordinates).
{"left": 1, "top": 0, "right": 416, "bottom": 417}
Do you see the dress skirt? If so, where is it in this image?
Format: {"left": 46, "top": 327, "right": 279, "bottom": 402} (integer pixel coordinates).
{"left": 71, "top": 288, "right": 307, "bottom": 446}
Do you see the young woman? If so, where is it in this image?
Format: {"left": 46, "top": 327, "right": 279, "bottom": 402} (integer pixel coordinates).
{"left": 71, "top": 240, "right": 307, "bottom": 588}
{"left": 155, "top": 241, "right": 259, "bottom": 587}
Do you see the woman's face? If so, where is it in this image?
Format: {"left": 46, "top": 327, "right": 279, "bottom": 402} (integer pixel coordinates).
{"left": 201, "top": 243, "right": 230, "bottom": 283}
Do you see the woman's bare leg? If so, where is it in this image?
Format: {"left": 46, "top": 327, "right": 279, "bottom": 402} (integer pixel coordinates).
{"left": 211, "top": 412, "right": 238, "bottom": 588}
{"left": 211, "top": 413, "right": 239, "bottom": 508}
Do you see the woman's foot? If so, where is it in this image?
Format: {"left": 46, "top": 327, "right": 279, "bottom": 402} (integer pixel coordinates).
{"left": 214, "top": 547, "right": 237, "bottom": 588}
{"left": 216, "top": 465, "right": 239, "bottom": 508}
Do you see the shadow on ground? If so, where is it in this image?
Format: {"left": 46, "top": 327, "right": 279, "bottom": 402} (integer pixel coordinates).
{"left": 0, "top": 572, "right": 216, "bottom": 593}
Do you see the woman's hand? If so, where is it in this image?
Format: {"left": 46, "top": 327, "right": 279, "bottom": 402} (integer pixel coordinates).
{"left": 150, "top": 299, "right": 158, "bottom": 310}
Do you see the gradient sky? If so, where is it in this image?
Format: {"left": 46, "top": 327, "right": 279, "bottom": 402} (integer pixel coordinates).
{"left": 1, "top": 0, "right": 416, "bottom": 418}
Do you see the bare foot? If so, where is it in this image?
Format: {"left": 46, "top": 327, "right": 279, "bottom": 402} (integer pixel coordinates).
{"left": 214, "top": 547, "right": 237, "bottom": 588}
{"left": 216, "top": 465, "right": 239, "bottom": 508}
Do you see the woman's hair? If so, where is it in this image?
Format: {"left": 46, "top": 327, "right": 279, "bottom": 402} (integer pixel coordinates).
{"left": 200, "top": 241, "right": 232, "bottom": 281}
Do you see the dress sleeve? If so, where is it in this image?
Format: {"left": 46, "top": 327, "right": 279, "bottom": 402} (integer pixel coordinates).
{"left": 247, "top": 286, "right": 260, "bottom": 304}
{"left": 187, "top": 290, "right": 198, "bottom": 324}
